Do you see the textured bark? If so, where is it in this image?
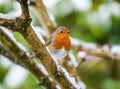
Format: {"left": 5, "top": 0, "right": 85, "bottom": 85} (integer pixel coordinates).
{"left": 30, "top": 0, "right": 81, "bottom": 83}
{"left": 0, "top": 0, "right": 76, "bottom": 89}
{"left": 0, "top": 28, "right": 56, "bottom": 89}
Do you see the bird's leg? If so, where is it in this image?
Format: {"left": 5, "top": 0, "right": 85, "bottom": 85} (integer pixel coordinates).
{"left": 54, "top": 59, "right": 65, "bottom": 77}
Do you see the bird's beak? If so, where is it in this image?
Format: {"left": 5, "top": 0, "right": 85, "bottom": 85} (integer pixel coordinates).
{"left": 67, "top": 31, "right": 70, "bottom": 34}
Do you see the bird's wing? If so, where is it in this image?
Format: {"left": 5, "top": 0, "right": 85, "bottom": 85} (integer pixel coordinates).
{"left": 45, "top": 36, "right": 54, "bottom": 46}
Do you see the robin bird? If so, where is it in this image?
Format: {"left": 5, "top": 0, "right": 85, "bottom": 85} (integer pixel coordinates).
{"left": 45, "top": 26, "right": 71, "bottom": 60}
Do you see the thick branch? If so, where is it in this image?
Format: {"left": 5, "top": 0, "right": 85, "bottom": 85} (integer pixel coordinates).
{"left": 0, "top": 44, "right": 17, "bottom": 61}
{"left": 0, "top": 1, "right": 76, "bottom": 88}
{"left": 62, "top": 55, "right": 80, "bottom": 82}
{"left": 0, "top": 28, "right": 56, "bottom": 89}
{"left": 22, "top": 26, "right": 75, "bottom": 89}
{"left": 17, "top": 0, "right": 30, "bottom": 19}
{"left": 17, "top": 0, "right": 77, "bottom": 88}
{"left": 30, "top": 0, "right": 81, "bottom": 84}
{"left": 0, "top": 18, "right": 16, "bottom": 30}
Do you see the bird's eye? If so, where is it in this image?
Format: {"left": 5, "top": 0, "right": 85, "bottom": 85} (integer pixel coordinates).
{"left": 60, "top": 31, "right": 63, "bottom": 33}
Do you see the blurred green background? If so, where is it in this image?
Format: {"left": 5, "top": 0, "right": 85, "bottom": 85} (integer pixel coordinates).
{"left": 0, "top": 0, "right": 120, "bottom": 89}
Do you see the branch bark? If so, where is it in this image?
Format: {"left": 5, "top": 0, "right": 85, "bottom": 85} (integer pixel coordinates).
{"left": 30, "top": 0, "right": 81, "bottom": 83}
{"left": 0, "top": 28, "right": 56, "bottom": 89}
{"left": 0, "top": 0, "right": 77, "bottom": 89}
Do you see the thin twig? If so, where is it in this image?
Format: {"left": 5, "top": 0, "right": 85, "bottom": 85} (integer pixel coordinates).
{"left": 30, "top": 0, "right": 55, "bottom": 35}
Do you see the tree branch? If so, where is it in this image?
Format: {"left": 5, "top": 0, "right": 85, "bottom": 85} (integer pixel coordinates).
{"left": 0, "top": 44, "right": 17, "bottom": 61}
{"left": 17, "top": 0, "right": 30, "bottom": 19}
{"left": 71, "top": 37, "right": 120, "bottom": 78}
{"left": 0, "top": 0, "right": 77, "bottom": 88}
{"left": 30, "top": 0, "right": 83, "bottom": 86}
{"left": 0, "top": 28, "right": 56, "bottom": 89}
{"left": 71, "top": 37, "right": 120, "bottom": 61}
{"left": 30, "top": 0, "right": 55, "bottom": 35}
{"left": 16, "top": 15, "right": 77, "bottom": 88}
{"left": 0, "top": 18, "right": 16, "bottom": 31}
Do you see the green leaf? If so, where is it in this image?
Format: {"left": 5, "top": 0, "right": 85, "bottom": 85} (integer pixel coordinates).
{"left": 13, "top": 32, "right": 32, "bottom": 54}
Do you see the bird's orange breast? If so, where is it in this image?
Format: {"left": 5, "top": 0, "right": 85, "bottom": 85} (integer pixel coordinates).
{"left": 53, "top": 34, "right": 71, "bottom": 51}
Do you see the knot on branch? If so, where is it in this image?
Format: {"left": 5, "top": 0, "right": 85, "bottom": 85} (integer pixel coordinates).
{"left": 14, "top": 17, "right": 32, "bottom": 32}
{"left": 16, "top": 17, "right": 31, "bottom": 25}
